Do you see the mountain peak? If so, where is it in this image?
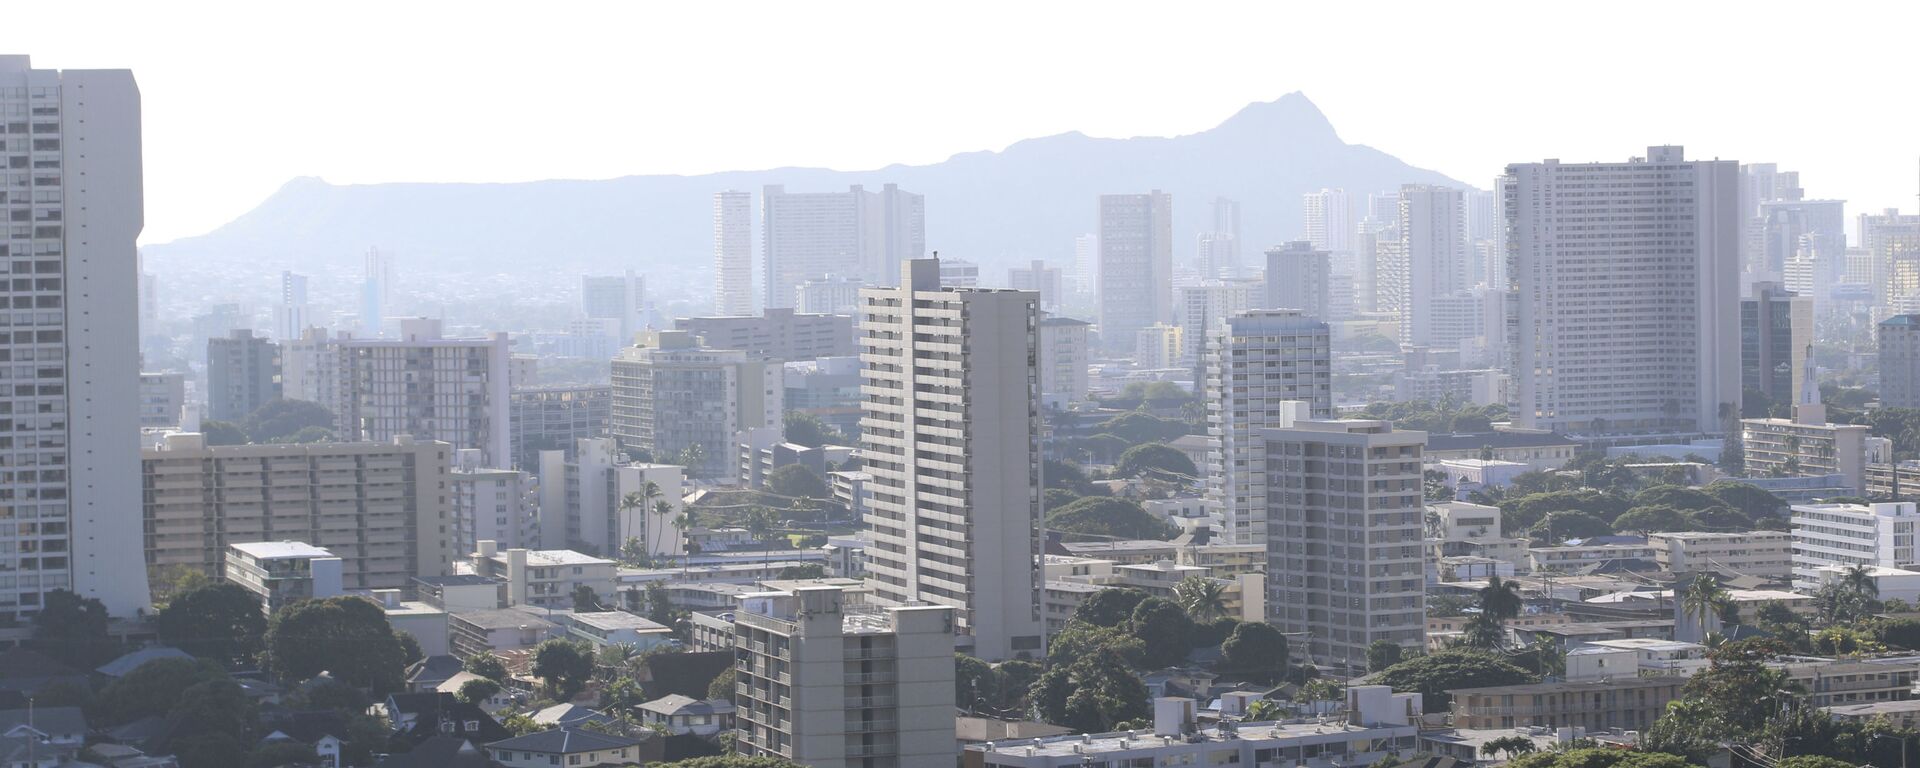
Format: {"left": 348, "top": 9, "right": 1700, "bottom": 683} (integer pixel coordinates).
{"left": 1207, "top": 92, "right": 1340, "bottom": 142}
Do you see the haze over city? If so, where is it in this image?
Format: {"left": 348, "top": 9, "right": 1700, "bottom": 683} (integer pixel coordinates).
{"left": 9, "top": 4, "right": 1920, "bottom": 768}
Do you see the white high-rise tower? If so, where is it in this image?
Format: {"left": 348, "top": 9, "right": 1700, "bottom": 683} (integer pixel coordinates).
{"left": 713, "top": 190, "right": 754, "bottom": 316}
{"left": 1099, "top": 191, "right": 1173, "bottom": 352}
{"left": 0, "top": 55, "right": 150, "bottom": 617}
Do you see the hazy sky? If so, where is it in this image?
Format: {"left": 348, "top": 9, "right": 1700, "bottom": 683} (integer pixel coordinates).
{"left": 16, "top": 1, "right": 1920, "bottom": 244}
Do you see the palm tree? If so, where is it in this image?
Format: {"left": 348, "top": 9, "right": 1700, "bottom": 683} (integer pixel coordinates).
{"left": 1477, "top": 575, "right": 1523, "bottom": 622}
{"left": 650, "top": 498, "right": 676, "bottom": 570}
{"left": 745, "top": 506, "right": 778, "bottom": 567}
{"left": 671, "top": 513, "right": 694, "bottom": 578}
{"left": 1241, "top": 698, "right": 1283, "bottom": 722}
{"left": 1682, "top": 573, "right": 1732, "bottom": 641}
{"left": 1175, "top": 576, "right": 1229, "bottom": 623}
{"left": 1843, "top": 564, "right": 1881, "bottom": 600}
{"left": 1526, "top": 635, "right": 1564, "bottom": 677}
{"left": 1482, "top": 736, "right": 1537, "bottom": 760}
{"left": 617, "top": 491, "right": 647, "bottom": 564}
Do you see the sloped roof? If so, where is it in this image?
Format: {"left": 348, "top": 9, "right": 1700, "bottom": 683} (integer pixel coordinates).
{"left": 484, "top": 726, "right": 639, "bottom": 753}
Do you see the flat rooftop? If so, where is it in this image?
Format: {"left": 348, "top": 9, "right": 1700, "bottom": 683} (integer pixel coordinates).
{"left": 570, "top": 612, "right": 671, "bottom": 632}
{"left": 230, "top": 541, "right": 334, "bottom": 560}
{"left": 974, "top": 719, "right": 1415, "bottom": 758}
{"left": 1450, "top": 676, "right": 1685, "bottom": 697}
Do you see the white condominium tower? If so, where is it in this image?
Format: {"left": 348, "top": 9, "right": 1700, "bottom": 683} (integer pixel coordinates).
{"left": 0, "top": 56, "right": 150, "bottom": 617}
{"left": 1399, "top": 184, "right": 1471, "bottom": 347}
{"left": 1501, "top": 146, "right": 1741, "bottom": 435}
{"left": 361, "top": 247, "right": 395, "bottom": 337}
{"left": 858, "top": 259, "right": 1043, "bottom": 660}
{"left": 714, "top": 190, "right": 755, "bottom": 317}
{"left": 762, "top": 184, "right": 924, "bottom": 310}
{"left": 1302, "top": 188, "right": 1353, "bottom": 255}
{"left": 1098, "top": 191, "right": 1173, "bottom": 352}
{"left": 1204, "top": 310, "right": 1332, "bottom": 545}
{"left": 581, "top": 271, "right": 645, "bottom": 343}
{"left": 1264, "top": 419, "right": 1427, "bottom": 670}
{"left": 308, "top": 318, "right": 514, "bottom": 467}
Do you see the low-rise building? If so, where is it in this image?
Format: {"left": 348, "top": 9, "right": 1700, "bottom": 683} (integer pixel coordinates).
{"left": 1647, "top": 530, "right": 1792, "bottom": 579}
{"left": 1424, "top": 432, "right": 1579, "bottom": 472}
{"left": 1827, "top": 699, "right": 1920, "bottom": 730}
{"left": 566, "top": 611, "right": 675, "bottom": 651}
{"left": 1527, "top": 544, "right": 1658, "bottom": 574}
{"left": 1780, "top": 659, "right": 1920, "bottom": 708}
{"left": 414, "top": 574, "right": 508, "bottom": 612}
{"left": 449, "top": 607, "right": 565, "bottom": 659}
{"left": 1447, "top": 677, "right": 1685, "bottom": 730}
{"left": 225, "top": 541, "right": 343, "bottom": 615}
{"left": 469, "top": 541, "right": 618, "bottom": 609}
{"left": 1567, "top": 639, "right": 1708, "bottom": 679}
{"left": 638, "top": 694, "right": 736, "bottom": 737}
{"left": 1790, "top": 501, "right": 1920, "bottom": 591}
{"left": 1742, "top": 398, "right": 1887, "bottom": 494}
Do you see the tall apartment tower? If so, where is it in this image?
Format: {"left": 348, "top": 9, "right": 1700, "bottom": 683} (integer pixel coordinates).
{"left": 1198, "top": 196, "right": 1242, "bottom": 279}
{"left": 1177, "top": 281, "right": 1258, "bottom": 365}
{"left": 1264, "top": 420, "right": 1427, "bottom": 671}
{"left": 1204, "top": 310, "right": 1332, "bottom": 545}
{"left": 1038, "top": 316, "right": 1091, "bottom": 407}
{"left": 1265, "top": 241, "right": 1332, "bottom": 321}
{"left": 859, "top": 259, "right": 1044, "bottom": 660}
{"left": 361, "top": 247, "right": 394, "bottom": 337}
{"left": 730, "top": 586, "right": 956, "bottom": 768}
{"left": 206, "top": 329, "right": 282, "bottom": 422}
{"left": 0, "top": 56, "right": 150, "bottom": 617}
{"left": 324, "top": 318, "right": 514, "bottom": 467}
{"left": 1071, "top": 233, "right": 1097, "bottom": 296}
{"left": 1400, "top": 185, "right": 1471, "bottom": 347}
{"left": 1501, "top": 146, "right": 1741, "bottom": 435}
{"left": 714, "top": 190, "right": 755, "bottom": 317}
{"left": 1007, "top": 259, "right": 1062, "bottom": 310}
{"left": 581, "top": 271, "right": 646, "bottom": 343}
{"left": 1879, "top": 315, "right": 1920, "bottom": 409}
{"left": 451, "top": 448, "right": 538, "bottom": 555}
{"left": 1302, "top": 188, "right": 1353, "bottom": 254}
{"left": 276, "top": 271, "right": 311, "bottom": 342}
{"left": 1741, "top": 281, "right": 1813, "bottom": 410}
{"left": 1862, "top": 208, "right": 1920, "bottom": 317}
{"left": 609, "top": 330, "right": 782, "bottom": 478}
{"left": 761, "top": 184, "right": 924, "bottom": 309}
{"left": 1098, "top": 191, "right": 1174, "bottom": 352}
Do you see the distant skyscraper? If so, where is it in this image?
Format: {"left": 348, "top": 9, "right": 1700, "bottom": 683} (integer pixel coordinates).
{"left": 938, "top": 257, "right": 979, "bottom": 288}
{"left": 1502, "top": 146, "right": 1741, "bottom": 434}
{"left": 361, "top": 247, "right": 395, "bottom": 337}
{"left": 1742, "top": 282, "right": 1813, "bottom": 411}
{"left": 1177, "top": 281, "right": 1256, "bottom": 364}
{"left": 1399, "top": 184, "right": 1471, "bottom": 347}
{"left": 1265, "top": 241, "right": 1331, "bottom": 321}
{"left": 713, "top": 190, "right": 755, "bottom": 316}
{"left": 0, "top": 55, "right": 150, "bottom": 617}
{"left": 1072, "top": 233, "right": 1098, "bottom": 296}
{"left": 1099, "top": 191, "right": 1173, "bottom": 352}
{"left": 1039, "top": 316, "right": 1092, "bottom": 406}
{"left": 318, "top": 319, "right": 514, "bottom": 466}
{"left": 761, "top": 184, "right": 923, "bottom": 309}
{"left": 581, "top": 271, "right": 645, "bottom": 342}
{"left": 610, "top": 330, "right": 782, "bottom": 478}
{"left": 1199, "top": 196, "right": 1242, "bottom": 278}
{"left": 275, "top": 271, "right": 311, "bottom": 342}
{"left": 859, "top": 259, "right": 1043, "bottom": 660}
{"left": 1302, "top": 188, "right": 1352, "bottom": 254}
{"left": 1862, "top": 208, "right": 1920, "bottom": 317}
{"left": 1008, "top": 259, "right": 1063, "bottom": 310}
{"left": 1204, "top": 310, "right": 1332, "bottom": 545}
{"left": 206, "top": 330, "right": 282, "bottom": 422}
{"left": 1880, "top": 315, "right": 1920, "bottom": 409}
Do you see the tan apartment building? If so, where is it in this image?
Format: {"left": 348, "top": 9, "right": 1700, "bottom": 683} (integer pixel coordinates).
{"left": 1448, "top": 677, "right": 1685, "bottom": 731}
{"left": 1647, "top": 530, "right": 1792, "bottom": 579}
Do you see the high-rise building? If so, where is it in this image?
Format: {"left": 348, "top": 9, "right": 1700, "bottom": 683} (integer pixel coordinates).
{"left": 729, "top": 585, "right": 955, "bottom": 768}
{"left": 206, "top": 329, "right": 282, "bottom": 422}
{"left": 1742, "top": 281, "right": 1813, "bottom": 410}
{"left": 1789, "top": 501, "right": 1920, "bottom": 592}
{"left": 508, "top": 385, "right": 611, "bottom": 471}
{"left": 1007, "top": 259, "right": 1062, "bottom": 310}
{"left": 1176, "top": 282, "right": 1256, "bottom": 365}
{"left": 1265, "top": 241, "right": 1332, "bottom": 321}
{"left": 674, "top": 308, "right": 855, "bottom": 362}
{"left": 451, "top": 448, "right": 538, "bottom": 555}
{"left": 0, "top": 56, "right": 151, "bottom": 617}
{"left": 1204, "top": 310, "right": 1332, "bottom": 545}
{"left": 761, "top": 184, "right": 923, "bottom": 309}
{"left": 1098, "top": 191, "right": 1173, "bottom": 352}
{"left": 1072, "top": 233, "right": 1098, "bottom": 296}
{"left": 1862, "top": 209, "right": 1920, "bottom": 318}
{"left": 859, "top": 259, "right": 1043, "bottom": 660}
{"left": 142, "top": 433, "right": 452, "bottom": 590}
{"left": 714, "top": 190, "right": 755, "bottom": 317}
{"left": 536, "top": 438, "right": 686, "bottom": 558}
{"left": 275, "top": 271, "right": 311, "bottom": 343}
{"left": 795, "top": 275, "right": 866, "bottom": 316}
{"left": 610, "top": 330, "right": 782, "bottom": 478}
{"left": 1399, "top": 185, "right": 1471, "bottom": 347}
{"left": 1038, "top": 316, "right": 1091, "bottom": 407}
{"left": 1197, "top": 196, "right": 1243, "bottom": 280}
{"left": 1501, "top": 146, "right": 1741, "bottom": 434}
{"left": 138, "top": 372, "right": 187, "bottom": 429}
{"left": 1134, "top": 323, "right": 1184, "bottom": 370}
{"left": 1879, "top": 315, "right": 1920, "bottom": 409}
{"left": 582, "top": 271, "right": 646, "bottom": 344}
{"left": 1302, "top": 188, "right": 1352, "bottom": 255}
{"left": 361, "top": 247, "right": 395, "bottom": 337}
{"left": 939, "top": 258, "right": 980, "bottom": 288}
{"left": 1759, "top": 199, "right": 1847, "bottom": 294}
{"left": 316, "top": 318, "right": 513, "bottom": 466}
{"left": 1264, "top": 419, "right": 1426, "bottom": 670}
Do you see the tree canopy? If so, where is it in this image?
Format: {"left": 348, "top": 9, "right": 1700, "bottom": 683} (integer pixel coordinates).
{"left": 1506, "top": 749, "right": 1698, "bottom": 768}
{"left": 241, "top": 399, "right": 336, "bottom": 443}
{"left": 157, "top": 581, "right": 267, "bottom": 665}
{"left": 1613, "top": 504, "right": 1697, "bottom": 534}
{"left": 1046, "top": 497, "right": 1174, "bottom": 540}
{"left": 1375, "top": 649, "right": 1536, "bottom": 709}
{"left": 1129, "top": 598, "right": 1197, "bottom": 668}
{"left": 1074, "top": 589, "right": 1152, "bottom": 628}
{"left": 1097, "top": 412, "right": 1193, "bottom": 446}
{"left": 263, "top": 596, "right": 409, "bottom": 693}
{"left": 781, "top": 411, "right": 840, "bottom": 448}
{"left": 31, "top": 589, "right": 118, "bottom": 667}
{"left": 1031, "top": 647, "right": 1151, "bottom": 733}
{"left": 765, "top": 464, "right": 831, "bottom": 499}
{"left": 1112, "top": 443, "right": 1198, "bottom": 480}
{"left": 1220, "top": 621, "right": 1289, "bottom": 682}
{"left": 533, "top": 639, "right": 595, "bottom": 699}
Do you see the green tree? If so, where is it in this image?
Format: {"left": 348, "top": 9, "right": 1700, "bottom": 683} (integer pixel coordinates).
{"left": 1880, "top": 617, "right": 1920, "bottom": 650}
{"left": 1529, "top": 510, "right": 1614, "bottom": 542}
{"left": 994, "top": 659, "right": 1043, "bottom": 713}
{"left": 1614, "top": 504, "right": 1697, "bottom": 534}
{"left": 172, "top": 732, "right": 248, "bottom": 768}
{"left": 572, "top": 584, "right": 604, "bottom": 612}
{"left": 782, "top": 411, "right": 840, "bottom": 448}
{"left": 457, "top": 676, "right": 502, "bottom": 705}
{"left": 1680, "top": 574, "right": 1732, "bottom": 641}
{"left": 1242, "top": 698, "right": 1285, "bottom": 721}
{"left": 168, "top": 679, "right": 258, "bottom": 753}
{"left": 1499, "top": 490, "right": 1630, "bottom": 535}
{"left": 1366, "top": 640, "right": 1405, "bottom": 673}
{"left": 1097, "top": 412, "right": 1193, "bottom": 445}
{"left": 1506, "top": 749, "right": 1695, "bottom": 768}
{"left": 1457, "top": 613, "right": 1507, "bottom": 651}
{"left": 1045, "top": 623, "right": 1145, "bottom": 669}
{"left": 766, "top": 464, "right": 830, "bottom": 499}
{"left": 1074, "top": 589, "right": 1152, "bottom": 628}
{"left": 1044, "top": 459, "right": 1098, "bottom": 495}
{"left": 240, "top": 399, "right": 336, "bottom": 443}
{"left": 1775, "top": 758, "right": 1858, "bottom": 768}
{"left": 1477, "top": 575, "right": 1523, "bottom": 622}
{"left": 200, "top": 419, "right": 248, "bottom": 446}
{"left": 533, "top": 639, "right": 595, "bottom": 699}
{"left": 1375, "top": 649, "right": 1536, "bottom": 709}
{"left": 708, "top": 666, "right": 737, "bottom": 700}
{"left": 1220, "top": 622, "right": 1289, "bottom": 682}
{"left": 273, "top": 425, "right": 336, "bottom": 444}
{"left": 1130, "top": 598, "right": 1197, "bottom": 668}
{"left": 157, "top": 582, "right": 266, "bottom": 665}
{"left": 395, "top": 628, "right": 424, "bottom": 665}
{"left": 248, "top": 741, "right": 321, "bottom": 768}
{"left": 465, "top": 652, "right": 508, "bottom": 681}
{"left": 956, "top": 654, "right": 1000, "bottom": 710}
{"left": 1046, "top": 497, "right": 1174, "bottom": 540}
{"left": 31, "top": 589, "right": 117, "bottom": 667}
{"left": 1704, "top": 482, "right": 1788, "bottom": 524}
{"left": 1031, "top": 648, "right": 1151, "bottom": 732}
{"left": 1480, "top": 735, "right": 1537, "bottom": 760}
{"left": 97, "top": 656, "right": 230, "bottom": 724}
{"left": 1174, "top": 576, "right": 1229, "bottom": 623}
{"left": 499, "top": 712, "right": 544, "bottom": 737}
{"left": 1112, "top": 443, "right": 1198, "bottom": 480}
{"left": 263, "top": 596, "right": 409, "bottom": 693}
{"left": 777, "top": 563, "right": 826, "bottom": 579}
{"left": 1633, "top": 484, "right": 1724, "bottom": 512}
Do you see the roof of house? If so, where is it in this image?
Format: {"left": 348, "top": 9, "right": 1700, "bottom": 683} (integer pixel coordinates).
{"left": 95, "top": 646, "right": 195, "bottom": 678}
{"left": 638, "top": 694, "right": 735, "bottom": 717}
{"left": 260, "top": 710, "right": 347, "bottom": 745}
{"left": 407, "top": 655, "right": 467, "bottom": 687}
{"left": 374, "top": 735, "right": 498, "bottom": 767}
{"left": 0, "top": 706, "right": 85, "bottom": 736}
{"left": 387, "top": 692, "right": 510, "bottom": 745}
{"left": 485, "top": 726, "right": 640, "bottom": 753}
{"left": 529, "top": 703, "right": 613, "bottom": 728}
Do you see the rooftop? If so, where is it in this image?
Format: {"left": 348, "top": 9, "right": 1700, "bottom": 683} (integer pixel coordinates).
{"left": 231, "top": 541, "right": 335, "bottom": 560}
{"left": 415, "top": 574, "right": 506, "bottom": 587}
{"left": 485, "top": 726, "right": 640, "bottom": 753}
{"left": 453, "top": 608, "right": 560, "bottom": 631}
{"left": 973, "top": 719, "right": 1414, "bottom": 758}
{"left": 1450, "top": 676, "right": 1686, "bottom": 697}
{"left": 569, "top": 612, "right": 672, "bottom": 632}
